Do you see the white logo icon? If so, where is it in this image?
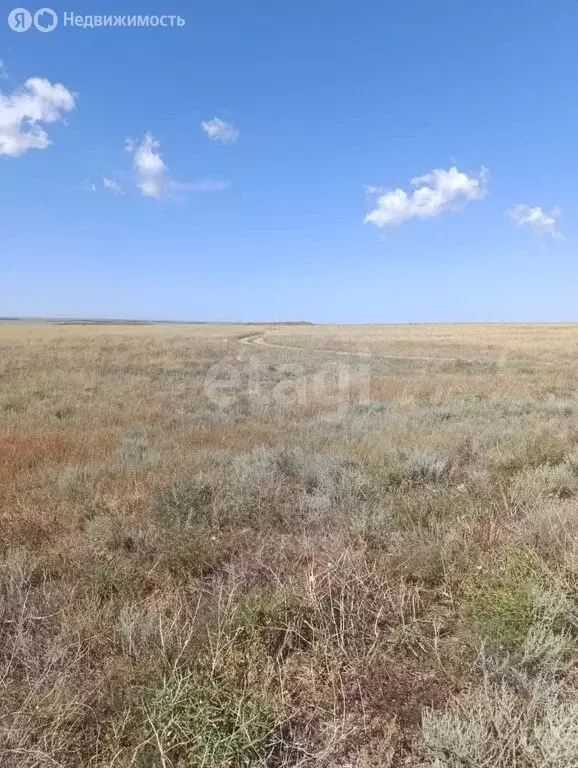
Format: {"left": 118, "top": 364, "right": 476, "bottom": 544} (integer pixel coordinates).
{"left": 34, "top": 7, "right": 57, "bottom": 31}
{"left": 7, "top": 7, "right": 58, "bottom": 32}
{"left": 8, "top": 7, "right": 32, "bottom": 31}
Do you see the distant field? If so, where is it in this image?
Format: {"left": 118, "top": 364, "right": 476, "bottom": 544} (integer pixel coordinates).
{"left": 2, "top": 322, "right": 578, "bottom": 767}
{"left": 260, "top": 321, "right": 578, "bottom": 360}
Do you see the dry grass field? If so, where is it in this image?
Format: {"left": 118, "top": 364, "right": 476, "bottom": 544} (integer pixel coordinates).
{"left": 3, "top": 321, "right": 578, "bottom": 767}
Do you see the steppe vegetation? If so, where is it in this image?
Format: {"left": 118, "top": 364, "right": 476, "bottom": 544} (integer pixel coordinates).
{"left": 3, "top": 321, "right": 578, "bottom": 766}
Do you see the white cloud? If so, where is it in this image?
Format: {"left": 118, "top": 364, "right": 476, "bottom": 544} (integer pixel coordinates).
{"left": 507, "top": 204, "right": 563, "bottom": 239}
{"left": 0, "top": 77, "right": 75, "bottom": 157}
{"left": 125, "top": 133, "right": 231, "bottom": 200}
{"left": 102, "top": 176, "right": 124, "bottom": 195}
{"left": 125, "top": 133, "right": 167, "bottom": 199}
{"left": 201, "top": 116, "right": 239, "bottom": 144}
{"left": 364, "top": 166, "right": 488, "bottom": 228}
{"left": 0, "top": 60, "right": 7, "bottom": 79}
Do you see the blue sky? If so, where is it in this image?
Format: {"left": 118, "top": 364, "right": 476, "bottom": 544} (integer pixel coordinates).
{"left": 1, "top": 0, "right": 577, "bottom": 322}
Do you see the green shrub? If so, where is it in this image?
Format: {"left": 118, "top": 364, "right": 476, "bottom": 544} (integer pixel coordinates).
{"left": 140, "top": 670, "right": 281, "bottom": 768}
{"left": 465, "top": 548, "right": 546, "bottom": 650}
{"left": 136, "top": 588, "right": 297, "bottom": 766}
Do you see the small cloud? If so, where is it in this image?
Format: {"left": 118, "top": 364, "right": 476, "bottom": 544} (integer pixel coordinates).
{"left": 507, "top": 203, "right": 563, "bottom": 240}
{"left": 201, "top": 116, "right": 239, "bottom": 144}
{"left": 0, "top": 76, "right": 76, "bottom": 157}
{"left": 103, "top": 176, "right": 124, "bottom": 195}
{"left": 125, "top": 134, "right": 228, "bottom": 201}
{"left": 364, "top": 166, "right": 488, "bottom": 228}
{"left": 126, "top": 133, "right": 167, "bottom": 199}
{"left": 0, "top": 60, "right": 7, "bottom": 79}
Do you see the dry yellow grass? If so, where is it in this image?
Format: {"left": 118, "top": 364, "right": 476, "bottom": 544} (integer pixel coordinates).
{"left": 2, "top": 321, "right": 578, "bottom": 767}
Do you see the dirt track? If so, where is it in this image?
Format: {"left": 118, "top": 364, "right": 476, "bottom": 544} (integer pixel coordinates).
{"left": 238, "top": 329, "right": 462, "bottom": 363}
